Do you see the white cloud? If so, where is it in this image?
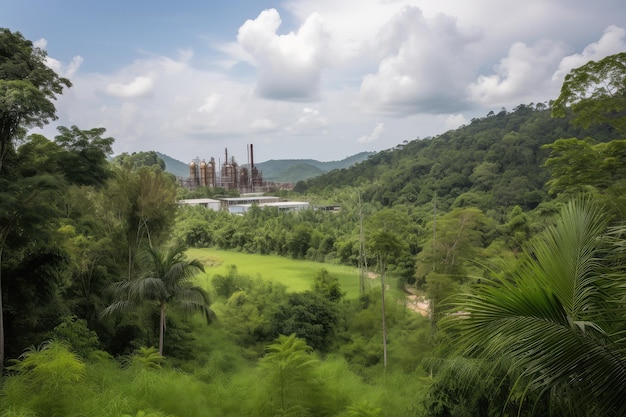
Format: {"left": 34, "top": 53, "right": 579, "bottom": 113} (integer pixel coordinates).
{"left": 357, "top": 122, "right": 384, "bottom": 143}
{"left": 358, "top": 6, "right": 482, "bottom": 115}
{"left": 28, "top": 1, "right": 626, "bottom": 163}
{"left": 197, "top": 94, "right": 222, "bottom": 114}
{"left": 106, "top": 76, "right": 155, "bottom": 98}
{"left": 236, "top": 8, "right": 333, "bottom": 100}
{"left": 46, "top": 55, "right": 84, "bottom": 79}
{"left": 35, "top": 37, "right": 84, "bottom": 78}
{"left": 553, "top": 25, "right": 626, "bottom": 81}
{"left": 33, "top": 38, "right": 47, "bottom": 49}
{"left": 285, "top": 107, "right": 328, "bottom": 134}
{"left": 466, "top": 40, "right": 567, "bottom": 107}
{"left": 250, "top": 118, "right": 277, "bottom": 131}
{"left": 438, "top": 114, "right": 468, "bottom": 131}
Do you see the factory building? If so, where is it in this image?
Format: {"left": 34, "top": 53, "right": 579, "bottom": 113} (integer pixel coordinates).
{"left": 183, "top": 144, "right": 264, "bottom": 193}
{"left": 178, "top": 196, "right": 310, "bottom": 214}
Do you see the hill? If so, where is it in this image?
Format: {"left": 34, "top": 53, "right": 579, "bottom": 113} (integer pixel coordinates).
{"left": 295, "top": 105, "right": 619, "bottom": 212}
{"left": 156, "top": 152, "right": 190, "bottom": 178}
{"left": 157, "top": 151, "right": 375, "bottom": 183}
{"left": 256, "top": 151, "right": 374, "bottom": 182}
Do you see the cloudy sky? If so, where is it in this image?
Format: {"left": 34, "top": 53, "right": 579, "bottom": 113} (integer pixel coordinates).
{"left": 3, "top": 0, "right": 625, "bottom": 163}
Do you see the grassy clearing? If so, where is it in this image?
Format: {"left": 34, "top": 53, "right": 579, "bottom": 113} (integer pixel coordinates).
{"left": 187, "top": 248, "right": 364, "bottom": 299}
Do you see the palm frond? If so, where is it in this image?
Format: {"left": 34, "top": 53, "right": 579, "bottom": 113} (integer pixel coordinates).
{"left": 444, "top": 196, "right": 626, "bottom": 415}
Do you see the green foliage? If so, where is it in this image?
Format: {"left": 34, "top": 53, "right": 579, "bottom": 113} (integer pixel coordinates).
{"left": 121, "top": 411, "right": 168, "bottom": 417}
{"left": 47, "top": 315, "right": 101, "bottom": 359}
{"left": 261, "top": 334, "right": 319, "bottom": 413}
{"left": 103, "top": 243, "right": 213, "bottom": 356}
{"left": 312, "top": 268, "right": 345, "bottom": 302}
{"left": 124, "top": 346, "right": 165, "bottom": 369}
{"left": 101, "top": 165, "right": 178, "bottom": 276}
{"left": 5, "top": 27, "right": 626, "bottom": 417}
{"left": 445, "top": 197, "right": 626, "bottom": 415}
{"left": 114, "top": 151, "right": 166, "bottom": 171}
{"left": 297, "top": 104, "right": 594, "bottom": 212}
{"left": 54, "top": 125, "right": 114, "bottom": 186}
{"left": 212, "top": 264, "right": 249, "bottom": 298}
{"left": 4, "top": 340, "right": 86, "bottom": 417}
{"left": 544, "top": 138, "right": 626, "bottom": 194}
{"left": 0, "top": 28, "right": 71, "bottom": 171}
{"left": 270, "top": 292, "right": 339, "bottom": 352}
{"left": 345, "top": 402, "right": 382, "bottom": 417}
{"left": 552, "top": 52, "right": 626, "bottom": 134}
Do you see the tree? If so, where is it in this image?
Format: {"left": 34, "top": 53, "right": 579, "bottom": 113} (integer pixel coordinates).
{"left": 551, "top": 52, "right": 626, "bottom": 134}
{"left": 542, "top": 137, "right": 626, "bottom": 221}
{"left": 260, "top": 334, "right": 318, "bottom": 414}
{"left": 367, "top": 230, "right": 404, "bottom": 370}
{"left": 113, "top": 151, "right": 166, "bottom": 171}
{"left": 103, "top": 243, "right": 214, "bottom": 356}
{"left": 101, "top": 165, "right": 178, "bottom": 278}
{"left": 445, "top": 197, "right": 626, "bottom": 416}
{"left": 0, "top": 137, "right": 68, "bottom": 373}
{"left": 54, "top": 125, "right": 114, "bottom": 187}
{"left": 271, "top": 291, "right": 339, "bottom": 352}
{"left": 312, "top": 268, "right": 344, "bottom": 302}
{"left": 0, "top": 28, "right": 70, "bottom": 372}
{"left": 0, "top": 28, "right": 71, "bottom": 171}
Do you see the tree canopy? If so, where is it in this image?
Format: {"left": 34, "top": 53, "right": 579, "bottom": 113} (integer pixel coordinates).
{"left": 0, "top": 28, "right": 71, "bottom": 171}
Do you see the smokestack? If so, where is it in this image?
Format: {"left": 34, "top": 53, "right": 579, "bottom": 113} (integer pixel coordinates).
{"left": 250, "top": 144, "right": 254, "bottom": 169}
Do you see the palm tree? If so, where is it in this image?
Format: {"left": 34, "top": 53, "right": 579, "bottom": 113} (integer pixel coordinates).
{"left": 103, "top": 243, "right": 214, "bottom": 356}
{"left": 446, "top": 197, "right": 626, "bottom": 416}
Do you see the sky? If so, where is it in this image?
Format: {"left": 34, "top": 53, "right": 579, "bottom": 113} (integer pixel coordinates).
{"left": 2, "top": 0, "right": 626, "bottom": 164}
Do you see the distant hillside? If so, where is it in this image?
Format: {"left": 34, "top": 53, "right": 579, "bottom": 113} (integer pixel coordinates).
{"left": 157, "top": 151, "right": 375, "bottom": 183}
{"left": 156, "top": 152, "right": 190, "bottom": 178}
{"left": 295, "top": 105, "right": 620, "bottom": 212}
{"left": 256, "top": 152, "right": 374, "bottom": 182}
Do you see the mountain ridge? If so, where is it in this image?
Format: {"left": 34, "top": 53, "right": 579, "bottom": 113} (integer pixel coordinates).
{"left": 155, "top": 151, "right": 375, "bottom": 183}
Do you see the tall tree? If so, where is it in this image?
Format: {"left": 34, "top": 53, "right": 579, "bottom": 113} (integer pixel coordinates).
{"left": 103, "top": 243, "right": 214, "bottom": 356}
{"left": 0, "top": 28, "right": 70, "bottom": 372}
{"left": 367, "top": 230, "right": 403, "bottom": 370}
{"left": 445, "top": 197, "right": 626, "bottom": 416}
{"left": 0, "top": 137, "right": 67, "bottom": 372}
{"left": 100, "top": 165, "right": 177, "bottom": 278}
{"left": 551, "top": 52, "right": 626, "bottom": 135}
{"left": 54, "top": 125, "right": 114, "bottom": 187}
{"left": 0, "top": 28, "right": 71, "bottom": 171}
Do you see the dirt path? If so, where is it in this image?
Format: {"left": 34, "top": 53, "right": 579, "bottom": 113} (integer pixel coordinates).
{"left": 368, "top": 272, "right": 431, "bottom": 317}
{"left": 403, "top": 286, "right": 431, "bottom": 317}
{"left": 405, "top": 294, "right": 430, "bottom": 317}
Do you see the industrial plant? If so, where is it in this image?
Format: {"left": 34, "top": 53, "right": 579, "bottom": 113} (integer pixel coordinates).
{"left": 182, "top": 144, "right": 264, "bottom": 193}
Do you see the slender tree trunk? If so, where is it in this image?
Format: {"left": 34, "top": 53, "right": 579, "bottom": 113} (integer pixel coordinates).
{"left": 358, "top": 193, "right": 368, "bottom": 294}
{"left": 0, "top": 245, "right": 4, "bottom": 374}
{"left": 159, "top": 301, "right": 166, "bottom": 356}
{"left": 381, "top": 259, "right": 387, "bottom": 370}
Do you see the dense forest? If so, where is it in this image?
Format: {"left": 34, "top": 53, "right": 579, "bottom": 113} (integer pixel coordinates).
{"left": 2, "top": 27, "right": 626, "bottom": 417}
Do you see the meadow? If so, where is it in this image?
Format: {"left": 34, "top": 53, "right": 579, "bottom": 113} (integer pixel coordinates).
{"left": 187, "top": 248, "right": 368, "bottom": 299}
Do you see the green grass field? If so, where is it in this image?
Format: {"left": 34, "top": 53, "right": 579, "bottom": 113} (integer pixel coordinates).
{"left": 187, "top": 248, "right": 365, "bottom": 299}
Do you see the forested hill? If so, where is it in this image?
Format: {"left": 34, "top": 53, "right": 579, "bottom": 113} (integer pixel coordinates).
{"left": 255, "top": 151, "right": 375, "bottom": 182}
{"left": 295, "top": 104, "right": 619, "bottom": 212}
{"left": 156, "top": 151, "right": 375, "bottom": 182}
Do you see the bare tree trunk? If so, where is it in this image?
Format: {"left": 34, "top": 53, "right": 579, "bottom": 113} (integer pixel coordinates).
{"left": 358, "top": 194, "right": 367, "bottom": 294}
{"left": 381, "top": 259, "right": 387, "bottom": 370}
